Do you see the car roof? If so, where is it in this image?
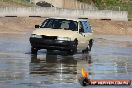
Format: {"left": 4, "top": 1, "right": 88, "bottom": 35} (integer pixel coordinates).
{"left": 46, "top": 17, "right": 88, "bottom": 22}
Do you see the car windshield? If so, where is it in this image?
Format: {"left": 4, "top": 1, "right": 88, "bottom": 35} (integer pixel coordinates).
{"left": 40, "top": 19, "right": 78, "bottom": 31}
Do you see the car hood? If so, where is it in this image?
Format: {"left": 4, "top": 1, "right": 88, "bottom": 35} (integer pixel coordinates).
{"left": 32, "top": 28, "right": 77, "bottom": 40}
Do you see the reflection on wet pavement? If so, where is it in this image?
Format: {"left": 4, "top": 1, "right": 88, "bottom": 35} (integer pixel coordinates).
{"left": 30, "top": 54, "right": 78, "bottom": 83}
{"left": 0, "top": 34, "right": 132, "bottom": 88}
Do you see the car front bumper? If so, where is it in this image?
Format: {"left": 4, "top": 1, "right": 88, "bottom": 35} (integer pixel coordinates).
{"left": 30, "top": 38, "right": 76, "bottom": 51}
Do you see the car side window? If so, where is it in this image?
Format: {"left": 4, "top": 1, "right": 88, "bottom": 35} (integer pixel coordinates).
{"left": 81, "top": 21, "right": 92, "bottom": 33}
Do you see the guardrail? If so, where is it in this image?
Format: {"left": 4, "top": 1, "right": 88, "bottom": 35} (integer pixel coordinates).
{"left": 0, "top": 7, "right": 128, "bottom": 21}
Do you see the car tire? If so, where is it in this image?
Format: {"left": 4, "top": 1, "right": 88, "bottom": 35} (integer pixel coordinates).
{"left": 47, "top": 49, "right": 53, "bottom": 52}
{"left": 31, "top": 47, "right": 38, "bottom": 55}
{"left": 88, "top": 39, "right": 93, "bottom": 51}
{"left": 82, "top": 47, "right": 89, "bottom": 54}
{"left": 67, "top": 45, "right": 77, "bottom": 55}
{"left": 68, "top": 49, "right": 74, "bottom": 55}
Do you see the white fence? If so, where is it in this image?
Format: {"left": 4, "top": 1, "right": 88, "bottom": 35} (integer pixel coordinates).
{"left": 0, "top": 7, "right": 128, "bottom": 21}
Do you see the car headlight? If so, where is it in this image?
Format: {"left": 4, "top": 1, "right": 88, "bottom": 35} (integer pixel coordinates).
{"left": 57, "top": 37, "right": 71, "bottom": 41}
{"left": 31, "top": 34, "right": 42, "bottom": 38}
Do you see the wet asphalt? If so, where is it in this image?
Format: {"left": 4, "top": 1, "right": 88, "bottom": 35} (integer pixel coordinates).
{"left": 0, "top": 33, "right": 132, "bottom": 88}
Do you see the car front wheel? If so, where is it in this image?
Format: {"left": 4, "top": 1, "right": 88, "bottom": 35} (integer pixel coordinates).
{"left": 67, "top": 45, "right": 77, "bottom": 55}
{"left": 31, "top": 47, "right": 38, "bottom": 54}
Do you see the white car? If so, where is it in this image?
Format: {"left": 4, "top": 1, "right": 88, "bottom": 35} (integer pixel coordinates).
{"left": 30, "top": 18, "right": 93, "bottom": 55}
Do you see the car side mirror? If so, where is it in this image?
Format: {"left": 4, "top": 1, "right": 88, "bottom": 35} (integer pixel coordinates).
{"left": 35, "top": 25, "right": 40, "bottom": 28}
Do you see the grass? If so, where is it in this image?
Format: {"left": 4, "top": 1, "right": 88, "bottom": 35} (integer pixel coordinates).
{"left": 77, "top": 0, "right": 132, "bottom": 18}
{"left": 76, "top": 0, "right": 93, "bottom": 4}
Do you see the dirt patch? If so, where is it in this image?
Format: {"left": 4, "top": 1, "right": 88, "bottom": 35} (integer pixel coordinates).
{"left": 89, "top": 20, "right": 132, "bottom": 35}
{"left": 0, "top": 17, "right": 131, "bottom": 35}
{"left": 0, "top": 17, "right": 44, "bottom": 33}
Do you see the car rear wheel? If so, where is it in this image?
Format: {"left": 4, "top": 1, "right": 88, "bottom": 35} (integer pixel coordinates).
{"left": 82, "top": 39, "right": 93, "bottom": 53}
{"left": 88, "top": 39, "right": 93, "bottom": 51}
{"left": 31, "top": 47, "right": 38, "bottom": 54}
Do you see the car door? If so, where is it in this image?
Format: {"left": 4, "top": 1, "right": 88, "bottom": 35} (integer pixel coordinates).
{"left": 77, "top": 21, "right": 93, "bottom": 49}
